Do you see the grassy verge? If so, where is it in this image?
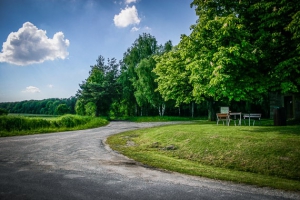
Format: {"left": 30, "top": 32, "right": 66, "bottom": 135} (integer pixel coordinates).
{"left": 122, "top": 116, "right": 206, "bottom": 122}
{"left": 0, "top": 114, "right": 108, "bottom": 137}
{"left": 107, "top": 121, "right": 300, "bottom": 191}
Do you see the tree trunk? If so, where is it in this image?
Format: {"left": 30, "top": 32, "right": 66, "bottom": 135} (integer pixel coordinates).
{"left": 191, "top": 101, "right": 194, "bottom": 118}
{"left": 207, "top": 98, "right": 216, "bottom": 121}
{"left": 135, "top": 104, "right": 138, "bottom": 116}
{"left": 161, "top": 103, "right": 165, "bottom": 116}
{"left": 158, "top": 106, "right": 161, "bottom": 116}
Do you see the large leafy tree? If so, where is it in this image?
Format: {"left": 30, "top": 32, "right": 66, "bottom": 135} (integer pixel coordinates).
{"left": 187, "top": 1, "right": 261, "bottom": 104}
{"left": 154, "top": 45, "right": 194, "bottom": 108}
{"left": 118, "top": 33, "right": 160, "bottom": 116}
{"left": 248, "top": 0, "right": 300, "bottom": 94}
{"left": 190, "top": 0, "right": 300, "bottom": 96}
{"left": 134, "top": 57, "right": 165, "bottom": 116}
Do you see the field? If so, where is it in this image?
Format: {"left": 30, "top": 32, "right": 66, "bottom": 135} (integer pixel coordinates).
{"left": 107, "top": 120, "right": 300, "bottom": 191}
{"left": 0, "top": 114, "right": 108, "bottom": 137}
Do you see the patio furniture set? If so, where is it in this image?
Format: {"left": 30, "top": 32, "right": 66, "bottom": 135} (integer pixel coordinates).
{"left": 216, "top": 107, "right": 261, "bottom": 126}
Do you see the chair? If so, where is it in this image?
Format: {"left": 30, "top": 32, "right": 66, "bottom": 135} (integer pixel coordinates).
{"left": 216, "top": 113, "right": 230, "bottom": 125}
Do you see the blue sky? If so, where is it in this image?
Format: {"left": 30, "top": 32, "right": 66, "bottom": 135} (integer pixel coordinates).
{"left": 0, "top": 0, "right": 197, "bottom": 102}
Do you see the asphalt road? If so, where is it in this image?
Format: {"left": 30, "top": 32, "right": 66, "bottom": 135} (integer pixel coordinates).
{"left": 0, "top": 121, "right": 299, "bottom": 200}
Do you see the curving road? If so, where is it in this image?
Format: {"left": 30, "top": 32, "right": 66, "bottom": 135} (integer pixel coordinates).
{"left": 0, "top": 121, "right": 299, "bottom": 200}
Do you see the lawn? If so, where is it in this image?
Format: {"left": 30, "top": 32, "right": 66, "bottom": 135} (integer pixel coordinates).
{"left": 107, "top": 120, "right": 300, "bottom": 191}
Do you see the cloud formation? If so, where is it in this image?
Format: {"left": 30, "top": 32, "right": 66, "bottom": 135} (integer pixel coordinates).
{"left": 48, "top": 84, "right": 53, "bottom": 88}
{"left": 0, "top": 22, "right": 70, "bottom": 66}
{"left": 114, "top": 6, "right": 140, "bottom": 28}
{"left": 131, "top": 27, "right": 140, "bottom": 32}
{"left": 22, "top": 86, "right": 41, "bottom": 93}
{"left": 125, "top": 0, "right": 137, "bottom": 4}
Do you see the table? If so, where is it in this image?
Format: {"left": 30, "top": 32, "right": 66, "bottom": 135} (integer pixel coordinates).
{"left": 229, "top": 112, "right": 241, "bottom": 126}
{"left": 243, "top": 113, "right": 261, "bottom": 126}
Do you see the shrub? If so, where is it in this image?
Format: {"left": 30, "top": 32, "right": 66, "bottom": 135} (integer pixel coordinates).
{"left": 0, "top": 108, "right": 8, "bottom": 116}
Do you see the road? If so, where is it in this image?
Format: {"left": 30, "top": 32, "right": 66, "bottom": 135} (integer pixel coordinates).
{"left": 0, "top": 121, "right": 299, "bottom": 200}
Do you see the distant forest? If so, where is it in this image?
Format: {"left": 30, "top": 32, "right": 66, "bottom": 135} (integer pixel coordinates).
{"left": 0, "top": 97, "right": 76, "bottom": 115}
{"left": 0, "top": 97, "right": 210, "bottom": 117}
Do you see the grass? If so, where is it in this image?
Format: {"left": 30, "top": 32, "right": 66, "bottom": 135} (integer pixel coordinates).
{"left": 117, "top": 115, "right": 206, "bottom": 122}
{"left": 106, "top": 120, "right": 300, "bottom": 191}
{"left": 0, "top": 114, "right": 109, "bottom": 137}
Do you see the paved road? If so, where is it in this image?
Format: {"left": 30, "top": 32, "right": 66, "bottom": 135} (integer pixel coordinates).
{"left": 0, "top": 121, "right": 299, "bottom": 200}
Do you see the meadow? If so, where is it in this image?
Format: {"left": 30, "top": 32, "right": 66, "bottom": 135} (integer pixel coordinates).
{"left": 0, "top": 114, "right": 108, "bottom": 137}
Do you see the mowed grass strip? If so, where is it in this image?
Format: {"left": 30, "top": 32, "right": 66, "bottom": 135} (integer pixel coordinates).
{"left": 107, "top": 122, "right": 300, "bottom": 191}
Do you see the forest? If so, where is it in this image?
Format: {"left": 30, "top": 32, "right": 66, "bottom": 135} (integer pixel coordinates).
{"left": 1, "top": 0, "right": 299, "bottom": 120}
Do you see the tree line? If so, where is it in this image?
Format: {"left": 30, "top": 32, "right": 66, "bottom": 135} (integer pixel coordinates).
{"left": 1, "top": 0, "right": 299, "bottom": 119}
{"left": 0, "top": 97, "right": 76, "bottom": 115}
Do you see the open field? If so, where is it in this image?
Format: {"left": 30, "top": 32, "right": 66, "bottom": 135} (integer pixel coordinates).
{"left": 0, "top": 114, "right": 108, "bottom": 137}
{"left": 107, "top": 121, "right": 300, "bottom": 191}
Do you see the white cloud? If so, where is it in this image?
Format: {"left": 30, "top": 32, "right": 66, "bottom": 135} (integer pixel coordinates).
{"left": 131, "top": 27, "right": 140, "bottom": 32}
{"left": 48, "top": 84, "right": 54, "bottom": 88}
{"left": 125, "top": 0, "right": 137, "bottom": 4}
{"left": 0, "top": 22, "right": 70, "bottom": 66}
{"left": 114, "top": 6, "right": 141, "bottom": 28}
{"left": 22, "top": 86, "right": 41, "bottom": 93}
{"left": 144, "top": 26, "right": 151, "bottom": 31}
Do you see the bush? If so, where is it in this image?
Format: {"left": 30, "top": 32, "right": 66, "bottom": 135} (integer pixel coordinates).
{"left": 0, "top": 108, "right": 8, "bottom": 116}
{"left": 0, "top": 114, "right": 108, "bottom": 136}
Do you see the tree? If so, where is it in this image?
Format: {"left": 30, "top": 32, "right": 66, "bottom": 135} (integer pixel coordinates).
{"left": 56, "top": 104, "right": 70, "bottom": 115}
{"left": 154, "top": 44, "right": 195, "bottom": 117}
{"left": 134, "top": 57, "right": 166, "bottom": 116}
{"left": 248, "top": 0, "right": 300, "bottom": 94}
{"left": 0, "top": 108, "right": 8, "bottom": 115}
{"left": 189, "top": 0, "right": 300, "bottom": 96}
{"left": 119, "top": 33, "right": 160, "bottom": 116}
{"left": 76, "top": 55, "right": 120, "bottom": 116}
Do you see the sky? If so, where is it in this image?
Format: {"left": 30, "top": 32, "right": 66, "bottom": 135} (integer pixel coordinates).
{"left": 0, "top": 0, "right": 198, "bottom": 103}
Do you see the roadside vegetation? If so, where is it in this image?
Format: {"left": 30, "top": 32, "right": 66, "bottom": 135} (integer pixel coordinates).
{"left": 107, "top": 121, "right": 300, "bottom": 191}
{"left": 0, "top": 114, "right": 108, "bottom": 137}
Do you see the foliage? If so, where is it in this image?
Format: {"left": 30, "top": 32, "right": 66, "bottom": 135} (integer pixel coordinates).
{"left": 107, "top": 122, "right": 300, "bottom": 191}
{"left": 134, "top": 57, "right": 166, "bottom": 116}
{"left": 56, "top": 104, "right": 70, "bottom": 115}
{"left": 76, "top": 55, "right": 121, "bottom": 117}
{"left": 0, "top": 108, "right": 8, "bottom": 115}
{"left": 188, "top": 0, "right": 300, "bottom": 97}
{"left": 154, "top": 47, "right": 194, "bottom": 106}
{"left": 119, "top": 33, "right": 161, "bottom": 116}
{"left": 0, "top": 97, "right": 76, "bottom": 115}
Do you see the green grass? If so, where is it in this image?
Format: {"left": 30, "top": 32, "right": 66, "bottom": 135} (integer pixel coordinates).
{"left": 0, "top": 114, "right": 109, "bottom": 137}
{"left": 126, "top": 116, "right": 206, "bottom": 122}
{"left": 107, "top": 121, "right": 300, "bottom": 191}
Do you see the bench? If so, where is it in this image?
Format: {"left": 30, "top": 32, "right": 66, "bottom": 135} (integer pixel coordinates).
{"left": 243, "top": 113, "right": 261, "bottom": 126}
{"left": 216, "top": 113, "right": 230, "bottom": 126}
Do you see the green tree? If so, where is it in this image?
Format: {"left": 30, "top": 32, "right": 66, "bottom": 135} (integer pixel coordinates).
{"left": 134, "top": 57, "right": 166, "bottom": 116}
{"left": 154, "top": 47, "right": 194, "bottom": 109}
{"left": 76, "top": 55, "right": 120, "bottom": 116}
{"left": 119, "top": 33, "right": 160, "bottom": 116}
{"left": 56, "top": 104, "right": 70, "bottom": 115}
{"left": 0, "top": 108, "right": 8, "bottom": 115}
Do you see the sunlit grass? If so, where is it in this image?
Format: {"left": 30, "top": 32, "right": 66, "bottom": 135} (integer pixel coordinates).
{"left": 0, "top": 114, "right": 108, "bottom": 137}
{"left": 107, "top": 121, "right": 300, "bottom": 191}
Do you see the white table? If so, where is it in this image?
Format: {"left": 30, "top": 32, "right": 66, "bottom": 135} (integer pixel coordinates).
{"left": 229, "top": 112, "right": 242, "bottom": 126}
{"left": 243, "top": 113, "right": 261, "bottom": 126}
